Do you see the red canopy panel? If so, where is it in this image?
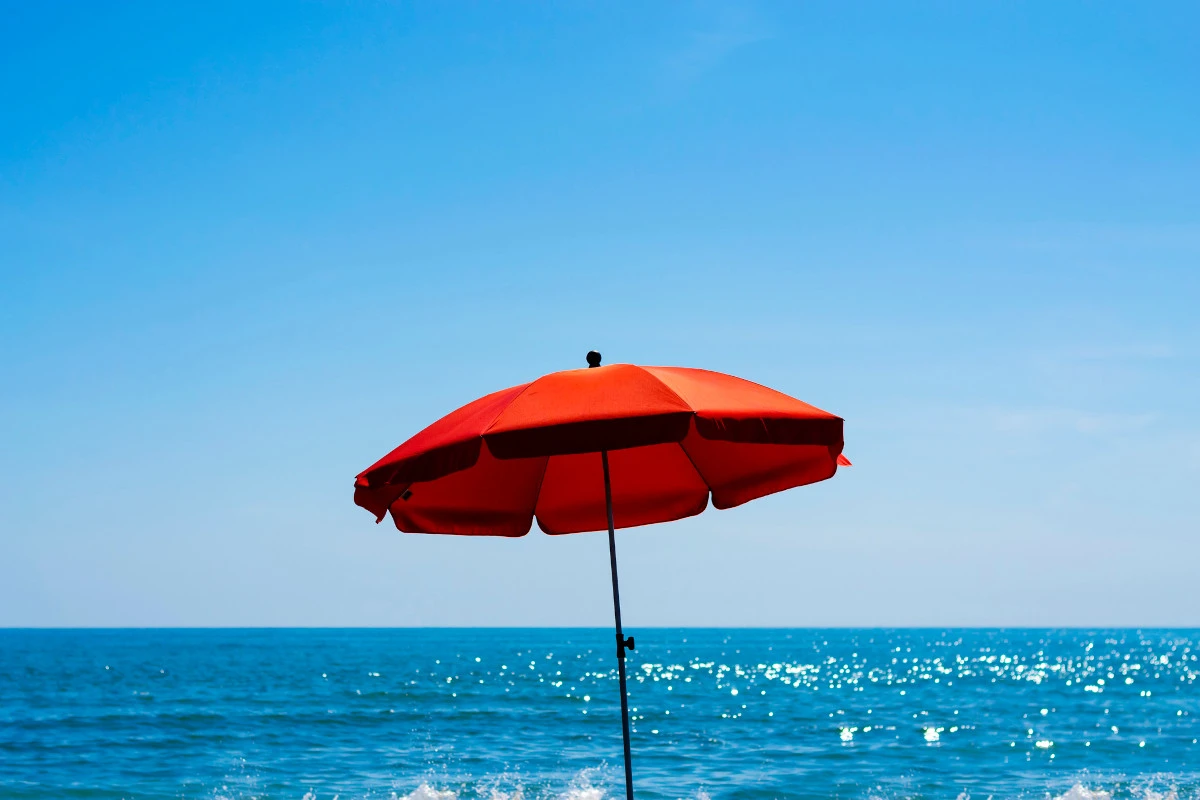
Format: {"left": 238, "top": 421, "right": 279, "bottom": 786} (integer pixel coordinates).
{"left": 354, "top": 363, "right": 845, "bottom": 535}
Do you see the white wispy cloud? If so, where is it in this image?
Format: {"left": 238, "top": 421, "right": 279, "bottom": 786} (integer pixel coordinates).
{"left": 1051, "top": 343, "right": 1174, "bottom": 361}
{"left": 1000, "top": 222, "right": 1200, "bottom": 254}
{"left": 660, "top": 6, "right": 772, "bottom": 86}
{"left": 663, "top": 29, "right": 771, "bottom": 84}
{"left": 978, "top": 408, "right": 1159, "bottom": 436}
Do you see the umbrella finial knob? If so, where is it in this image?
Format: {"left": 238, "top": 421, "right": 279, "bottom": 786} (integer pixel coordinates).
{"left": 586, "top": 351, "right": 602, "bottom": 368}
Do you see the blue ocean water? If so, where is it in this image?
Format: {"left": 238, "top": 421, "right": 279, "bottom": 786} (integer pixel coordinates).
{"left": 1, "top": 629, "right": 1196, "bottom": 800}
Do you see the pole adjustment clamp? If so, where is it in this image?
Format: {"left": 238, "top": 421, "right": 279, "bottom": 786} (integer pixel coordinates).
{"left": 616, "top": 633, "right": 635, "bottom": 659}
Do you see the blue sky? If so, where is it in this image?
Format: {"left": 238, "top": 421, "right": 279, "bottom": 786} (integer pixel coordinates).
{"left": 2, "top": 2, "right": 1197, "bottom": 627}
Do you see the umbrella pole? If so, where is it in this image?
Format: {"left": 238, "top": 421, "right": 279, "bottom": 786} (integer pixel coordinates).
{"left": 601, "top": 450, "right": 635, "bottom": 800}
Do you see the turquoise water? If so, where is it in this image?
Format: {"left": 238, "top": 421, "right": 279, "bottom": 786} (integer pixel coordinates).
{"left": 1, "top": 629, "right": 1196, "bottom": 800}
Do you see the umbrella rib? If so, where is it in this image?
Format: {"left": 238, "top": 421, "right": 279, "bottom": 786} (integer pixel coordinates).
{"left": 676, "top": 433, "right": 716, "bottom": 498}
{"left": 479, "top": 379, "right": 541, "bottom": 437}
{"left": 636, "top": 364, "right": 691, "bottom": 409}
{"left": 527, "top": 455, "right": 552, "bottom": 533}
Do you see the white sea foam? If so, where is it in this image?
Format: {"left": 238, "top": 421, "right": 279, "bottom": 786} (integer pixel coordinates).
{"left": 559, "top": 788, "right": 603, "bottom": 800}
{"left": 395, "top": 785, "right": 459, "bottom": 800}
{"left": 203, "top": 775, "right": 1200, "bottom": 800}
{"left": 388, "top": 785, "right": 524, "bottom": 800}
{"left": 388, "top": 770, "right": 606, "bottom": 800}
{"left": 559, "top": 767, "right": 605, "bottom": 800}
{"left": 469, "top": 790, "right": 523, "bottom": 800}
{"left": 1053, "top": 785, "right": 1112, "bottom": 800}
{"left": 1139, "top": 790, "right": 1179, "bottom": 800}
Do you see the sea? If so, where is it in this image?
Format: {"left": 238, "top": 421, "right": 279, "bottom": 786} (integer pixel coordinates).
{"left": 1, "top": 629, "right": 1196, "bottom": 800}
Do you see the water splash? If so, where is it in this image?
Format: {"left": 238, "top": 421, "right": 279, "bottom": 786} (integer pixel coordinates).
{"left": 396, "top": 785, "right": 459, "bottom": 800}
{"left": 1054, "top": 785, "right": 1113, "bottom": 800}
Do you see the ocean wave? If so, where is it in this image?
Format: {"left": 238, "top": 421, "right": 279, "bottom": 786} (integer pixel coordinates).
{"left": 210, "top": 771, "right": 1200, "bottom": 800}
{"left": 388, "top": 769, "right": 608, "bottom": 800}
{"left": 7, "top": 629, "right": 1198, "bottom": 800}
{"left": 1054, "top": 786, "right": 1115, "bottom": 800}
{"left": 1052, "top": 784, "right": 1186, "bottom": 800}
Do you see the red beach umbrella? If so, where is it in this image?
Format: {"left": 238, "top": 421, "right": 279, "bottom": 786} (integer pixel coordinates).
{"left": 353, "top": 352, "right": 847, "bottom": 799}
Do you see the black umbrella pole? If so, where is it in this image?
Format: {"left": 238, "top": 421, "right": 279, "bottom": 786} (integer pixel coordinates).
{"left": 601, "top": 450, "right": 635, "bottom": 800}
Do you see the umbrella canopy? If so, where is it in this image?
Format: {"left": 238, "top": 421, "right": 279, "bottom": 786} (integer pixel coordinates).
{"left": 353, "top": 353, "right": 847, "bottom": 800}
{"left": 354, "top": 360, "right": 845, "bottom": 536}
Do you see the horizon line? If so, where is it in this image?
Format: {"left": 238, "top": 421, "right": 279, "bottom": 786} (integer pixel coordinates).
{"left": 3, "top": 625, "right": 1197, "bottom": 632}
